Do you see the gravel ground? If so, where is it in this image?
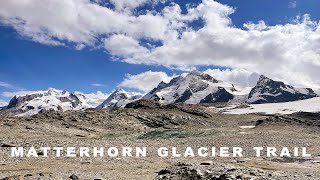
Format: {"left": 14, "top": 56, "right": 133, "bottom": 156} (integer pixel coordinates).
{"left": 1, "top": 102, "right": 320, "bottom": 179}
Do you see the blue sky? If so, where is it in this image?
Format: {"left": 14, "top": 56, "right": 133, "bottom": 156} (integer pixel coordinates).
{"left": 0, "top": 0, "right": 320, "bottom": 102}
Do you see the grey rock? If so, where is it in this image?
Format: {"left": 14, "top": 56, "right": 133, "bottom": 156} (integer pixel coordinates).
{"left": 200, "top": 87, "right": 234, "bottom": 103}
{"left": 69, "top": 174, "right": 79, "bottom": 180}
{"left": 247, "top": 75, "right": 317, "bottom": 104}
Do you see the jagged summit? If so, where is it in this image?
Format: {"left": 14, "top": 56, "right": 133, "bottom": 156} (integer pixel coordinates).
{"left": 143, "top": 71, "right": 247, "bottom": 104}
{"left": 96, "top": 88, "right": 142, "bottom": 109}
{"left": 187, "top": 70, "right": 219, "bottom": 83}
{"left": 247, "top": 75, "right": 317, "bottom": 104}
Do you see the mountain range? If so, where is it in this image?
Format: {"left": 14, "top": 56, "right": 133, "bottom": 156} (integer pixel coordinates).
{"left": 0, "top": 89, "right": 109, "bottom": 116}
{"left": 0, "top": 71, "right": 318, "bottom": 116}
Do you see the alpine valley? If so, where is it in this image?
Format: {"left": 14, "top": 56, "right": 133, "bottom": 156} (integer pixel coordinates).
{"left": 2, "top": 71, "right": 320, "bottom": 179}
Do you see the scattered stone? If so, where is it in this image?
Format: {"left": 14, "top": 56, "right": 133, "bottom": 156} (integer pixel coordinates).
{"left": 81, "top": 161, "right": 91, "bottom": 165}
{"left": 236, "top": 159, "right": 247, "bottom": 163}
{"left": 2, "top": 175, "right": 24, "bottom": 180}
{"left": 200, "top": 161, "right": 212, "bottom": 166}
{"left": 69, "top": 174, "right": 79, "bottom": 180}
{"left": 158, "top": 169, "right": 171, "bottom": 175}
{"left": 176, "top": 161, "right": 192, "bottom": 167}
{"left": 0, "top": 143, "right": 15, "bottom": 147}
{"left": 75, "top": 134, "right": 86, "bottom": 137}
{"left": 155, "top": 162, "right": 286, "bottom": 180}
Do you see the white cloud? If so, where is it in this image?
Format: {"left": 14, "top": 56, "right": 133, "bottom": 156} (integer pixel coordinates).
{"left": 105, "top": 34, "right": 149, "bottom": 58}
{"left": 1, "top": 90, "right": 41, "bottom": 98}
{"left": 110, "top": 0, "right": 148, "bottom": 12}
{"left": 109, "top": 0, "right": 170, "bottom": 13}
{"left": 0, "top": 99, "right": 8, "bottom": 107}
{"left": 75, "top": 91, "right": 110, "bottom": 107}
{"left": 204, "top": 69, "right": 260, "bottom": 87}
{"left": 1, "top": 0, "right": 320, "bottom": 89}
{"left": 91, "top": 83, "right": 107, "bottom": 87}
{"left": 289, "top": 1, "right": 297, "bottom": 8}
{"left": 0, "top": 0, "right": 174, "bottom": 46}
{"left": 0, "top": 81, "right": 13, "bottom": 88}
{"left": 119, "top": 71, "right": 173, "bottom": 92}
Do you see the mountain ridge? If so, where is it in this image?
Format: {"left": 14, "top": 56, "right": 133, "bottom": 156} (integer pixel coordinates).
{"left": 1, "top": 88, "right": 109, "bottom": 116}
{"left": 247, "top": 75, "right": 317, "bottom": 104}
{"left": 96, "top": 88, "right": 143, "bottom": 109}
{"left": 1, "top": 72, "right": 319, "bottom": 117}
{"left": 142, "top": 70, "right": 249, "bottom": 104}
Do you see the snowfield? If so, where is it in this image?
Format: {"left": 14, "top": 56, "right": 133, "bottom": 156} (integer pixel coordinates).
{"left": 220, "top": 97, "right": 320, "bottom": 115}
{"left": 10, "top": 88, "right": 109, "bottom": 117}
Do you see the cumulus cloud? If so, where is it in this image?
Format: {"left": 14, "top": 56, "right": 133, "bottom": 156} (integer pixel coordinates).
{"left": 119, "top": 71, "right": 173, "bottom": 92}
{"left": 105, "top": 34, "right": 149, "bottom": 58}
{"left": 204, "top": 69, "right": 260, "bottom": 87}
{"left": 110, "top": 0, "right": 148, "bottom": 12}
{"left": 0, "top": 0, "right": 174, "bottom": 46}
{"left": 1, "top": 0, "right": 320, "bottom": 88}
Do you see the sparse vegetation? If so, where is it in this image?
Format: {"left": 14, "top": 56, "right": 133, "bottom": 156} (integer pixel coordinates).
{"left": 137, "top": 130, "right": 219, "bottom": 139}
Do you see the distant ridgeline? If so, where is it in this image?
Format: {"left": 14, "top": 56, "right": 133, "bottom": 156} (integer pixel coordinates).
{"left": 0, "top": 71, "right": 318, "bottom": 116}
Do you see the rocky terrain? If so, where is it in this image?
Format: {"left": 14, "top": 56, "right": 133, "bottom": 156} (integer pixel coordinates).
{"left": 1, "top": 100, "right": 320, "bottom": 179}
{"left": 247, "top": 75, "right": 317, "bottom": 104}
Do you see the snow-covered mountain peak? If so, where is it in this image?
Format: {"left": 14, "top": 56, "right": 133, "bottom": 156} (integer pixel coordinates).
{"left": 186, "top": 70, "right": 219, "bottom": 83}
{"left": 247, "top": 75, "right": 317, "bottom": 104}
{"left": 256, "top": 75, "right": 287, "bottom": 88}
{"left": 4, "top": 88, "right": 109, "bottom": 116}
{"left": 108, "top": 88, "right": 129, "bottom": 100}
{"left": 113, "top": 88, "right": 126, "bottom": 93}
{"left": 257, "top": 75, "right": 271, "bottom": 83}
{"left": 143, "top": 71, "right": 243, "bottom": 104}
{"left": 96, "top": 88, "right": 143, "bottom": 109}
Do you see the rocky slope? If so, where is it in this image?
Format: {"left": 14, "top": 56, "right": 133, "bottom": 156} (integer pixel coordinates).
{"left": 247, "top": 75, "right": 317, "bottom": 104}
{"left": 143, "top": 71, "right": 249, "bottom": 104}
{"left": 96, "top": 88, "right": 142, "bottom": 109}
{"left": 2, "top": 88, "right": 109, "bottom": 116}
